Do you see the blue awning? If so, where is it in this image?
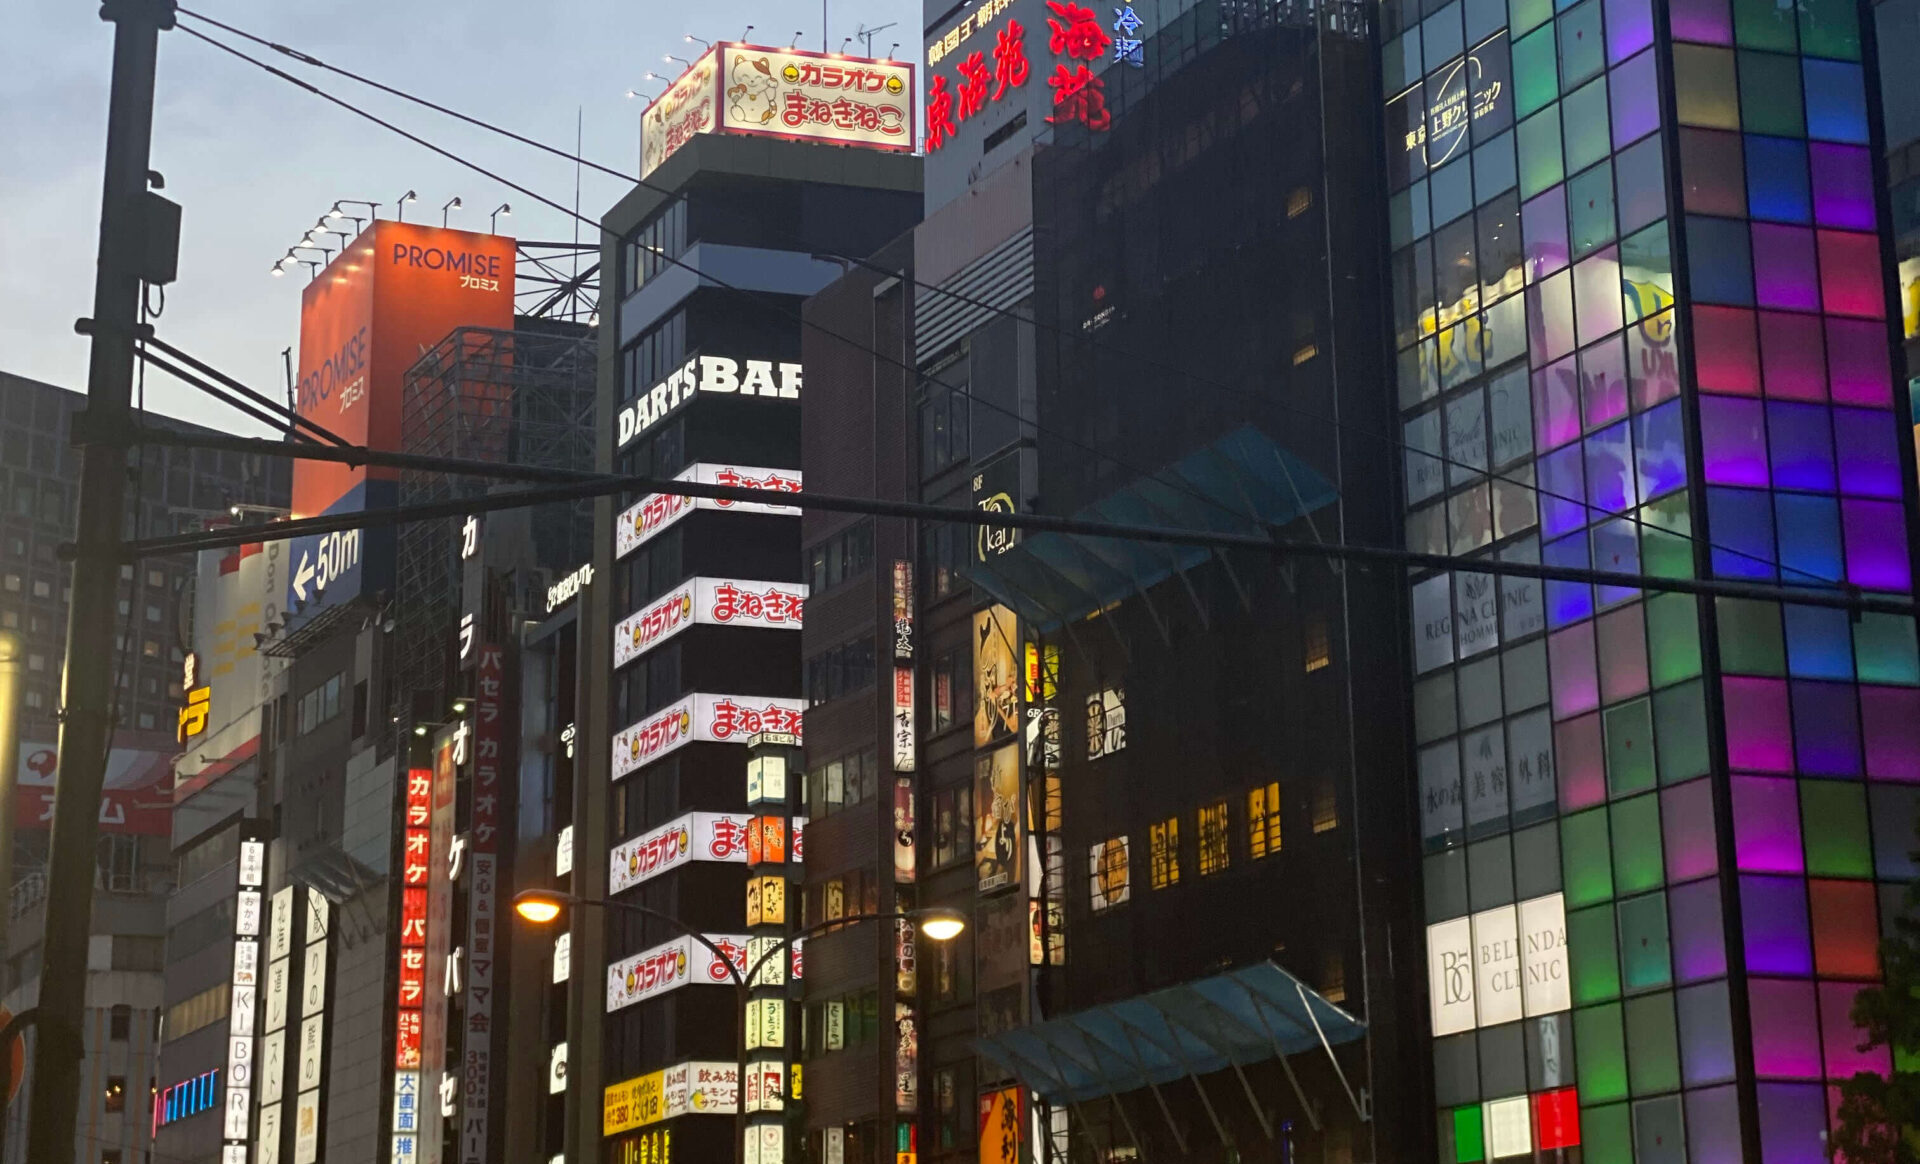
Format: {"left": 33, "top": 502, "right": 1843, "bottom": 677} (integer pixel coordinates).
{"left": 967, "top": 425, "right": 1338, "bottom": 633}
{"left": 973, "top": 961, "right": 1365, "bottom": 1107}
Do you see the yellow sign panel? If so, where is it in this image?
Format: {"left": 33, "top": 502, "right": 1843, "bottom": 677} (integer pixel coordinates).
{"left": 604, "top": 1070, "right": 666, "bottom": 1137}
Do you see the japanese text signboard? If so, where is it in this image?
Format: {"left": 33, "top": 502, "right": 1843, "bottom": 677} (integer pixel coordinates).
{"left": 613, "top": 578, "right": 807, "bottom": 670}
{"left": 609, "top": 812, "right": 753, "bottom": 895}
{"left": 459, "top": 646, "right": 504, "bottom": 1164}
{"left": 391, "top": 766, "right": 434, "bottom": 1164}
{"left": 614, "top": 464, "right": 802, "bottom": 559}
{"left": 612, "top": 694, "right": 806, "bottom": 780}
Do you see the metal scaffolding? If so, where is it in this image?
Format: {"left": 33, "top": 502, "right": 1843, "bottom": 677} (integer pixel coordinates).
{"left": 391, "top": 322, "right": 595, "bottom": 722}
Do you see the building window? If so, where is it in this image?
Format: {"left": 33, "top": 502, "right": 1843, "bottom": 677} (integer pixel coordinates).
{"left": 140, "top": 639, "right": 158, "bottom": 659}
{"left": 145, "top": 570, "right": 164, "bottom": 589}
{"left": 1197, "top": 801, "right": 1230, "bottom": 876}
{"left": 930, "top": 783, "right": 972, "bottom": 868}
{"left": 136, "top": 712, "right": 155, "bottom": 731}
{"left": 163, "top": 982, "right": 231, "bottom": 1040}
{"left": 1149, "top": 817, "right": 1180, "bottom": 889}
{"left": 1089, "top": 837, "right": 1130, "bottom": 911}
{"left": 806, "top": 748, "right": 879, "bottom": 820}
{"left": 103, "top": 1077, "right": 126, "bottom": 1114}
{"left": 1304, "top": 616, "right": 1331, "bottom": 672}
{"left": 3, "top": 575, "right": 18, "bottom": 592}
{"left": 1287, "top": 187, "right": 1313, "bottom": 218}
{"left": 1312, "top": 779, "right": 1340, "bottom": 834}
{"left": 806, "top": 520, "right": 875, "bottom": 594}
{"left": 26, "top": 654, "right": 42, "bottom": 672}
{"left": 1320, "top": 948, "right": 1347, "bottom": 1004}
{"left": 145, "top": 604, "right": 161, "bottom": 623}
{"left": 1086, "top": 687, "right": 1126, "bottom": 758}
{"left": 930, "top": 649, "right": 971, "bottom": 733}
{"left": 296, "top": 673, "right": 344, "bottom": 735}
{"left": 918, "top": 377, "right": 970, "bottom": 477}
{"left": 921, "top": 522, "right": 969, "bottom": 604}
{"left": 1248, "top": 782, "right": 1282, "bottom": 859}
{"left": 31, "top": 579, "right": 50, "bottom": 599}
{"left": 803, "top": 636, "right": 876, "bottom": 707}
{"left": 109, "top": 1005, "right": 131, "bottom": 1041}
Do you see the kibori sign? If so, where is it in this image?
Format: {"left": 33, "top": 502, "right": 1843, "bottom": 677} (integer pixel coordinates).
{"left": 615, "top": 356, "right": 803, "bottom": 449}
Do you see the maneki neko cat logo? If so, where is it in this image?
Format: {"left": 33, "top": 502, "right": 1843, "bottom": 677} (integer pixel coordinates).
{"left": 729, "top": 55, "right": 781, "bottom": 125}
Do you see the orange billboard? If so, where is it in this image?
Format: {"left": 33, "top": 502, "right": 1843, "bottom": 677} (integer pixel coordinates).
{"left": 292, "top": 221, "right": 515, "bottom": 520}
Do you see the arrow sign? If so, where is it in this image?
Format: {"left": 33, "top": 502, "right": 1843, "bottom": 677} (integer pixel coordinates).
{"left": 292, "top": 553, "right": 316, "bottom": 603}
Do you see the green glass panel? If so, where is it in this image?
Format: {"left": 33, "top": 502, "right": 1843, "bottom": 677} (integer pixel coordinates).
{"left": 1737, "top": 50, "right": 1806, "bottom": 137}
{"left": 1519, "top": 108, "right": 1567, "bottom": 199}
{"left": 1582, "top": 1103, "right": 1634, "bottom": 1164}
{"left": 1646, "top": 592, "right": 1704, "bottom": 687}
{"left": 1624, "top": 992, "right": 1682, "bottom": 1094}
{"left": 1605, "top": 698, "right": 1658, "bottom": 796}
{"left": 1559, "top": 0, "right": 1606, "bottom": 88}
{"left": 1716, "top": 598, "right": 1786, "bottom": 675}
{"left": 1640, "top": 494, "right": 1695, "bottom": 579}
{"left": 1563, "top": 807, "right": 1616, "bottom": 907}
{"left": 1617, "top": 891, "right": 1673, "bottom": 990}
{"left": 1899, "top": 1045, "right": 1920, "bottom": 1075}
{"left": 1801, "top": 780, "right": 1872, "bottom": 878}
{"left": 1568, "top": 161, "right": 1617, "bottom": 256}
{"left": 1562, "top": 78, "right": 1613, "bottom": 176}
{"left": 1514, "top": 25, "right": 1561, "bottom": 117}
{"left": 1673, "top": 44, "right": 1741, "bottom": 129}
{"left": 1610, "top": 793, "right": 1665, "bottom": 894}
{"left": 1575, "top": 1002, "right": 1630, "bottom": 1102}
{"left": 1734, "top": 0, "right": 1798, "bottom": 49}
{"left": 1854, "top": 613, "right": 1920, "bottom": 684}
{"left": 1513, "top": 0, "right": 1555, "bottom": 36}
{"left": 1569, "top": 902, "right": 1623, "bottom": 1003}
{"left": 1798, "top": 0, "right": 1861, "bottom": 59}
{"left": 1454, "top": 1105, "right": 1485, "bottom": 1162}
{"left": 1653, "top": 679, "right": 1711, "bottom": 783}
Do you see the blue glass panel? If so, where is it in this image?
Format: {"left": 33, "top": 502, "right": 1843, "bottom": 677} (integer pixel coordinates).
{"left": 1774, "top": 492, "right": 1844, "bottom": 586}
{"left": 1792, "top": 679, "right": 1863, "bottom": 775}
{"left": 1632, "top": 400, "right": 1688, "bottom": 499}
{"left": 1832, "top": 408, "right": 1904, "bottom": 497}
{"left": 1744, "top": 136, "right": 1812, "bottom": 222}
{"left": 1803, "top": 58, "right": 1870, "bottom": 143}
{"left": 1707, "top": 487, "right": 1778, "bottom": 579}
{"left": 1700, "top": 396, "right": 1770, "bottom": 486}
{"left": 1541, "top": 443, "right": 1591, "bottom": 536}
{"left": 1593, "top": 517, "right": 1643, "bottom": 605}
{"left": 1545, "top": 531, "right": 1597, "bottom": 624}
{"left": 1740, "top": 874, "right": 1813, "bottom": 974}
{"left": 1783, "top": 603, "right": 1855, "bottom": 679}
{"left": 1686, "top": 216, "right": 1756, "bottom": 305}
{"left": 1586, "top": 421, "right": 1637, "bottom": 512}
{"left": 1765, "top": 402, "right": 1836, "bottom": 492}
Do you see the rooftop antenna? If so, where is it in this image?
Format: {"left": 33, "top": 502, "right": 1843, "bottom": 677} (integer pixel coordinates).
{"left": 854, "top": 21, "right": 898, "bottom": 56}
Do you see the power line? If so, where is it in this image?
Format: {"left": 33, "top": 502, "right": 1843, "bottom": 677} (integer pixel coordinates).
{"left": 97, "top": 431, "right": 1914, "bottom": 618}
{"left": 169, "top": 8, "right": 1833, "bottom": 587}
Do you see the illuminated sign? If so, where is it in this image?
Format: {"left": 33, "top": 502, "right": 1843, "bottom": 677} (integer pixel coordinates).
{"left": 611, "top": 694, "right": 806, "bottom": 780}
{"left": 1393, "top": 39, "right": 1509, "bottom": 170}
{"left": 179, "top": 652, "right": 211, "bottom": 742}
{"left": 224, "top": 833, "right": 266, "bottom": 1163}
{"left": 1425, "top": 892, "right": 1568, "bottom": 1036}
{"left": 390, "top": 768, "right": 433, "bottom": 1164}
{"left": 640, "top": 45, "right": 913, "bottom": 178}
{"left": 892, "top": 668, "right": 915, "bottom": 772}
{"left": 1111, "top": 5, "right": 1143, "bottom": 65}
{"left": 615, "top": 356, "right": 802, "bottom": 449}
{"left": 546, "top": 564, "right": 593, "bottom": 612}
{"left": 608, "top": 812, "right": 751, "bottom": 896}
{"left": 614, "top": 464, "right": 803, "bottom": 559}
{"left": 613, "top": 578, "right": 806, "bottom": 670}
{"left": 157, "top": 1069, "right": 220, "bottom": 1131}
{"left": 928, "top": 0, "right": 1017, "bottom": 63}
{"left": 459, "top": 645, "right": 505, "bottom": 1164}
{"left": 605, "top": 934, "right": 749, "bottom": 1012}
{"left": 603, "top": 1063, "right": 739, "bottom": 1136}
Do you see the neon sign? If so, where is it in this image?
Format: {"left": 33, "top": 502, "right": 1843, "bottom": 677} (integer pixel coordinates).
{"left": 155, "top": 1069, "right": 220, "bottom": 1134}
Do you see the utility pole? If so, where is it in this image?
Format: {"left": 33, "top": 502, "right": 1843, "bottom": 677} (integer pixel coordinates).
{"left": 0, "top": 632, "right": 21, "bottom": 945}
{"left": 28, "top": 2, "right": 173, "bottom": 1162}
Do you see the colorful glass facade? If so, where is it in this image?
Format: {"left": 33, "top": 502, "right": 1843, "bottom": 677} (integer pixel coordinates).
{"left": 1387, "top": 0, "right": 1920, "bottom": 1152}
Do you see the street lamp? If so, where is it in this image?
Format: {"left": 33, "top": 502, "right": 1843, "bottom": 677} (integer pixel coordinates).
{"left": 685, "top": 34, "right": 712, "bottom": 49}
{"left": 663, "top": 53, "right": 692, "bottom": 68}
{"left": 395, "top": 189, "right": 418, "bottom": 222}
{"left": 489, "top": 203, "right": 511, "bottom": 232}
{"left": 441, "top": 196, "right": 463, "bottom": 227}
{"left": 512, "top": 890, "right": 964, "bottom": 1162}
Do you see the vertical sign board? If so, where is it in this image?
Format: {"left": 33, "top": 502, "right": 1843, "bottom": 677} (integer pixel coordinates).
{"left": 392, "top": 767, "right": 434, "bottom": 1164}
{"left": 293, "top": 892, "right": 331, "bottom": 1164}
{"left": 461, "top": 645, "right": 505, "bottom": 1164}
{"left": 419, "top": 735, "right": 459, "bottom": 1164}
{"left": 224, "top": 828, "right": 267, "bottom": 1164}
{"left": 254, "top": 887, "right": 296, "bottom": 1164}
{"left": 288, "top": 221, "right": 515, "bottom": 624}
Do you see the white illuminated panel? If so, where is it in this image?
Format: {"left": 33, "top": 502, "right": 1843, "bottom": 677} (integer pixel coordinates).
{"left": 1483, "top": 1096, "right": 1532, "bottom": 1159}
{"left": 1425, "top": 915, "right": 1475, "bottom": 1036}
{"left": 1471, "top": 905, "right": 1522, "bottom": 1027}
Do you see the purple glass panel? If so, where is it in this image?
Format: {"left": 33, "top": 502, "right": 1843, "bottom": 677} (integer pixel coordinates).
{"left": 1751, "top": 979, "right": 1823, "bottom": 1078}
{"left": 1826, "top": 317, "right": 1893, "bottom": 405}
{"left": 1557, "top": 712, "right": 1607, "bottom": 810}
{"left": 1524, "top": 185, "right": 1571, "bottom": 282}
{"left": 1534, "top": 356, "right": 1583, "bottom": 450}
{"left": 1611, "top": 50, "right": 1662, "bottom": 146}
{"left": 1751, "top": 224, "right": 1822, "bottom": 311}
{"left": 1861, "top": 686, "right": 1920, "bottom": 782}
{"left": 1818, "top": 229, "right": 1886, "bottom": 318}
{"left": 1632, "top": 400, "right": 1688, "bottom": 500}
{"left": 1760, "top": 311, "right": 1827, "bottom": 400}
{"left": 1551, "top": 622, "right": 1601, "bottom": 719}
{"left": 1842, "top": 499, "right": 1912, "bottom": 590}
{"left": 1740, "top": 875, "right": 1814, "bottom": 975}
{"left": 1733, "top": 776, "right": 1805, "bottom": 872}
{"left": 1581, "top": 336, "right": 1630, "bottom": 428}
{"left": 1663, "top": 777, "right": 1720, "bottom": 882}
{"left": 1688, "top": 1086, "right": 1745, "bottom": 1164}
{"left": 1585, "top": 421, "right": 1637, "bottom": 511}
{"left": 1671, "top": 0, "right": 1733, "bottom": 41}
{"left": 1755, "top": 1083, "right": 1827, "bottom": 1164}
{"left": 1832, "top": 408, "right": 1903, "bottom": 498}
{"left": 1539, "top": 443, "right": 1589, "bottom": 535}
{"left": 1793, "top": 681, "right": 1862, "bottom": 776}
{"left": 1545, "top": 532, "right": 1597, "bottom": 625}
{"left": 1699, "top": 396, "right": 1770, "bottom": 486}
{"left": 1810, "top": 143, "right": 1877, "bottom": 230}
{"left": 1671, "top": 877, "right": 1729, "bottom": 979}
{"left": 1607, "top": 0, "right": 1655, "bottom": 61}
{"left": 1724, "top": 676, "right": 1793, "bottom": 772}
{"left": 1592, "top": 518, "right": 1643, "bottom": 607}
{"left": 1775, "top": 493, "right": 1844, "bottom": 588}
{"left": 1765, "top": 402, "right": 1836, "bottom": 491}
{"left": 1820, "top": 982, "right": 1891, "bottom": 1077}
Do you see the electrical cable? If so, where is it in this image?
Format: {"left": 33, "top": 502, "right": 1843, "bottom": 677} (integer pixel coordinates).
{"left": 173, "top": 14, "right": 1845, "bottom": 589}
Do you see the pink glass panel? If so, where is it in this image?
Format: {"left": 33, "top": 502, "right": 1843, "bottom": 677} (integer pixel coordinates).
{"left": 1751, "top": 224, "right": 1821, "bottom": 311}
{"left": 1694, "top": 306, "right": 1761, "bottom": 394}
{"left": 1663, "top": 777, "right": 1721, "bottom": 882}
{"left": 1551, "top": 622, "right": 1601, "bottom": 719}
{"left": 1759, "top": 311, "right": 1827, "bottom": 400}
{"left": 1826, "top": 317, "right": 1893, "bottom": 405}
{"left": 1732, "top": 775, "right": 1804, "bottom": 872}
{"left": 1819, "top": 982, "right": 1890, "bottom": 1077}
{"left": 1750, "top": 978, "right": 1823, "bottom": 1078}
{"left": 1557, "top": 712, "right": 1607, "bottom": 810}
{"left": 1818, "top": 230, "right": 1886, "bottom": 318}
{"left": 1861, "top": 685, "right": 1920, "bottom": 782}
{"left": 1724, "top": 676, "right": 1793, "bottom": 772}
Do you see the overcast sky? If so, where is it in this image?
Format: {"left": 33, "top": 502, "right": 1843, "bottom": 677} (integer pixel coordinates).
{"left": 2, "top": 0, "right": 916, "bottom": 434}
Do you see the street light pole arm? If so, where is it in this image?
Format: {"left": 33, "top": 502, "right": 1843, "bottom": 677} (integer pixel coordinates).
{"left": 741, "top": 910, "right": 918, "bottom": 988}
{"left": 590, "top": 897, "right": 755, "bottom": 992}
